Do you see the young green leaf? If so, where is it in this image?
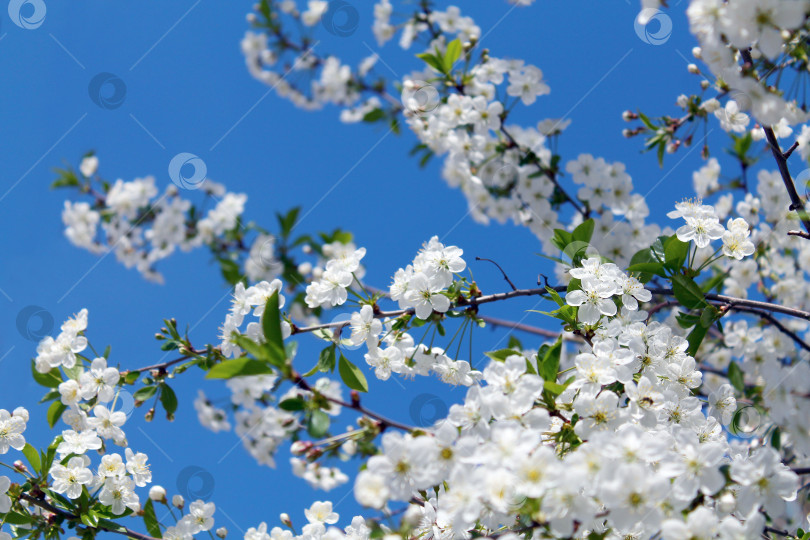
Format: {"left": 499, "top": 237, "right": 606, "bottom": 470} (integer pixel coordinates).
{"left": 206, "top": 358, "right": 275, "bottom": 379}
{"left": 159, "top": 384, "right": 178, "bottom": 417}
{"left": 338, "top": 354, "right": 369, "bottom": 392}
{"left": 143, "top": 499, "right": 162, "bottom": 538}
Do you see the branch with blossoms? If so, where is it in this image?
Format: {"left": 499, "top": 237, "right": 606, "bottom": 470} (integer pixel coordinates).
{"left": 15, "top": 1, "right": 810, "bottom": 540}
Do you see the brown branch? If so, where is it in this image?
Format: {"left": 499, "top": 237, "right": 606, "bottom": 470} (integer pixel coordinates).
{"left": 292, "top": 372, "right": 416, "bottom": 432}
{"left": 739, "top": 48, "right": 810, "bottom": 237}
{"left": 19, "top": 493, "right": 159, "bottom": 540}
{"left": 477, "top": 314, "right": 577, "bottom": 340}
{"left": 475, "top": 257, "right": 517, "bottom": 291}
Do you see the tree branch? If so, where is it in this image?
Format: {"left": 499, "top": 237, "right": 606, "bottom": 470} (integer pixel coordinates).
{"left": 292, "top": 373, "right": 416, "bottom": 432}
{"left": 738, "top": 48, "right": 810, "bottom": 237}
{"left": 19, "top": 493, "right": 159, "bottom": 540}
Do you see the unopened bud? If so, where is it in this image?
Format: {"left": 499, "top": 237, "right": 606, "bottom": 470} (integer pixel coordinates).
{"left": 145, "top": 408, "right": 155, "bottom": 422}
{"left": 687, "top": 63, "right": 699, "bottom": 74}
{"left": 622, "top": 110, "right": 637, "bottom": 121}
{"left": 13, "top": 461, "right": 27, "bottom": 474}
{"left": 280, "top": 513, "right": 292, "bottom": 527}
{"left": 622, "top": 129, "right": 633, "bottom": 138}
{"left": 155, "top": 333, "right": 166, "bottom": 340}
{"left": 692, "top": 46, "right": 702, "bottom": 58}
{"left": 291, "top": 441, "right": 312, "bottom": 455}
{"left": 217, "top": 527, "right": 229, "bottom": 539}
{"left": 172, "top": 494, "right": 185, "bottom": 509}
{"left": 700, "top": 80, "right": 710, "bottom": 90}
{"left": 149, "top": 485, "right": 166, "bottom": 502}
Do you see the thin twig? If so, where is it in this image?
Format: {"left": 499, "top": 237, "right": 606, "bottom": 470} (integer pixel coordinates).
{"left": 739, "top": 48, "right": 810, "bottom": 237}
{"left": 475, "top": 257, "right": 517, "bottom": 291}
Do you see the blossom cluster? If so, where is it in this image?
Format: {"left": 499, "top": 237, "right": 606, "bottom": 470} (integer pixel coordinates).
{"left": 61, "top": 156, "right": 247, "bottom": 283}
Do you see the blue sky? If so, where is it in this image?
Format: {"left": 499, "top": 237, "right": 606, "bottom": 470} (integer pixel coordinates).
{"left": 0, "top": 1, "right": 712, "bottom": 536}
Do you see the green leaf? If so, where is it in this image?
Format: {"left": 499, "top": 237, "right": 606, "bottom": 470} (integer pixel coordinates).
{"left": 664, "top": 237, "right": 690, "bottom": 271}
{"left": 206, "top": 358, "right": 275, "bottom": 379}
{"left": 572, "top": 219, "right": 595, "bottom": 244}
{"left": 416, "top": 52, "right": 444, "bottom": 73}
{"left": 279, "top": 397, "right": 306, "bottom": 411}
{"left": 443, "top": 39, "right": 462, "bottom": 72}
{"left": 22, "top": 443, "right": 41, "bottom": 473}
{"left": 671, "top": 275, "right": 708, "bottom": 310}
{"left": 700, "top": 305, "right": 719, "bottom": 328}
{"left": 133, "top": 386, "right": 157, "bottom": 402}
{"left": 31, "top": 361, "right": 63, "bottom": 388}
{"left": 1, "top": 511, "right": 33, "bottom": 525}
{"left": 277, "top": 207, "right": 300, "bottom": 239}
{"left": 362, "top": 108, "right": 385, "bottom": 123}
{"left": 545, "top": 286, "right": 565, "bottom": 307}
{"left": 551, "top": 229, "right": 574, "bottom": 252}
{"left": 308, "top": 410, "right": 330, "bottom": 438}
{"left": 261, "top": 291, "right": 284, "bottom": 352}
{"left": 338, "top": 354, "right": 369, "bottom": 392}
{"left": 143, "top": 499, "right": 162, "bottom": 538}
{"left": 305, "top": 345, "right": 336, "bottom": 376}
{"left": 47, "top": 401, "right": 66, "bottom": 428}
{"left": 686, "top": 323, "right": 709, "bottom": 356}
{"left": 218, "top": 258, "right": 243, "bottom": 287}
{"left": 626, "top": 262, "right": 667, "bottom": 277}
{"left": 483, "top": 349, "right": 520, "bottom": 362}
{"left": 727, "top": 362, "right": 745, "bottom": 393}
{"left": 538, "top": 338, "right": 562, "bottom": 382}
{"left": 543, "top": 380, "right": 567, "bottom": 396}
{"left": 159, "top": 384, "right": 178, "bottom": 417}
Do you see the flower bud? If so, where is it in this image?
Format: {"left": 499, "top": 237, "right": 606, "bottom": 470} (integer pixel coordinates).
{"left": 291, "top": 441, "right": 312, "bottom": 455}
{"left": 216, "top": 528, "right": 229, "bottom": 539}
{"left": 692, "top": 46, "right": 702, "bottom": 58}
{"left": 700, "top": 80, "right": 710, "bottom": 90}
{"left": 13, "top": 461, "right": 27, "bottom": 474}
{"left": 145, "top": 408, "right": 155, "bottom": 422}
{"left": 622, "top": 129, "right": 633, "bottom": 138}
{"left": 687, "top": 63, "right": 699, "bottom": 74}
{"left": 172, "top": 494, "right": 184, "bottom": 509}
{"left": 149, "top": 485, "right": 167, "bottom": 502}
{"left": 280, "top": 513, "right": 292, "bottom": 527}
{"left": 622, "top": 110, "right": 637, "bottom": 121}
